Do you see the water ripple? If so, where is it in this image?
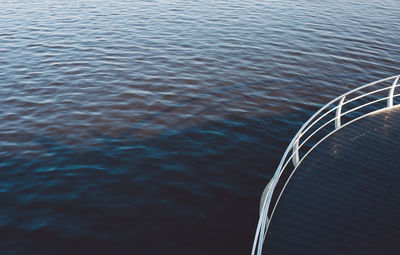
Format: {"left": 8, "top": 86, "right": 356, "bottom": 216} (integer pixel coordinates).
{"left": 0, "top": 0, "right": 399, "bottom": 254}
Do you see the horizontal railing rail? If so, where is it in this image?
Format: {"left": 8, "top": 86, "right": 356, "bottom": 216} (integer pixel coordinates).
{"left": 252, "top": 75, "right": 400, "bottom": 255}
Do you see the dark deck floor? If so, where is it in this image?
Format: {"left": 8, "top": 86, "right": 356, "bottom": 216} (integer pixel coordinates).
{"left": 264, "top": 106, "right": 400, "bottom": 255}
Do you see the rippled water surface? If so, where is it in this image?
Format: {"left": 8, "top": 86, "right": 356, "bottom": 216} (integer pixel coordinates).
{"left": 0, "top": 0, "right": 399, "bottom": 254}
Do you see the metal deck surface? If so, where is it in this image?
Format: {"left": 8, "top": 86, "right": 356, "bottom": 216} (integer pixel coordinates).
{"left": 264, "top": 106, "right": 400, "bottom": 255}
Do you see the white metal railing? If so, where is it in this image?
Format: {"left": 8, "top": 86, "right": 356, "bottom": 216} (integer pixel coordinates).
{"left": 252, "top": 75, "right": 400, "bottom": 255}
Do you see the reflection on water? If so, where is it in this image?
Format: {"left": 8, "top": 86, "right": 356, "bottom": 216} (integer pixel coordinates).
{"left": 0, "top": 0, "right": 399, "bottom": 254}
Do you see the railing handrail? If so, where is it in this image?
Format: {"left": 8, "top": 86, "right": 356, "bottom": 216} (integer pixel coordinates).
{"left": 252, "top": 74, "right": 400, "bottom": 255}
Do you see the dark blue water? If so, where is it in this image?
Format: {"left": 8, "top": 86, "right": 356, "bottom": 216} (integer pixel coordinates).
{"left": 0, "top": 0, "right": 399, "bottom": 254}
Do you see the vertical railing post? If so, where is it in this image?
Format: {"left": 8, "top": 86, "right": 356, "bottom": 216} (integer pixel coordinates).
{"left": 335, "top": 96, "right": 346, "bottom": 129}
{"left": 292, "top": 138, "right": 300, "bottom": 167}
{"left": 388, "top": 76, "right": 399, "bottom": 107}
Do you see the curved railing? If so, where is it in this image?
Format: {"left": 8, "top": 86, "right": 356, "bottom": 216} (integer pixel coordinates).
{"left": 252, "top": 75, "right": 400, "bottom": 255}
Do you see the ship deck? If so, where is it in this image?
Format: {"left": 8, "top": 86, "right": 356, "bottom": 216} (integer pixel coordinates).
{"left": 263, "top": 106, "right": 400, "bottom": 255}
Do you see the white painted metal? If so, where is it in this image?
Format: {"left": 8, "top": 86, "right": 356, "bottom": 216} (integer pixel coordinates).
{"left": 252, "top": 75, "right": 400, "bottom": 255}
{"left": 388, "top": 76, "right": 399, "bottom": 107}
{"left": 335, "top": 96, "right": 345, "bottom": 129}
{"left": 292, "top": 139, "right": 299, "bottom": 167}
{"left": 259, "top": 180, "right": 273, "bottom": 214}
